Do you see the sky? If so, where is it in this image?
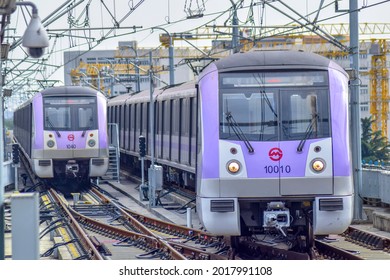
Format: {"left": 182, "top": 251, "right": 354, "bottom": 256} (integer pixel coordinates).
{"left": 10, "top": 0, "right": 390, "bottom": 50}
{"left": 3, "top": 0, "right": 390, "bottom": 92}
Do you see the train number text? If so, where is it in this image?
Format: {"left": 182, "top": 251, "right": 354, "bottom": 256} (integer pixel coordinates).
{"left": 66, "top": 144, "right": 77, "bottom": 149}
{"left": 264, "top": 165, "right": 291, "bottom": 174}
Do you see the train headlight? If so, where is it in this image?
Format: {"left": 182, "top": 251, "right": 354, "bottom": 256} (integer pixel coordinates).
{"left": 227, "top": 160, "right": 241, "bottom": 174}
{"left": 88, "top": 139, "right": 96, "bottom": 147}
{"left": 47, "top": 140, "right": 55, "bottom": 148}
{"left": 311, "top": 158, "right": 325, "bottom": 173}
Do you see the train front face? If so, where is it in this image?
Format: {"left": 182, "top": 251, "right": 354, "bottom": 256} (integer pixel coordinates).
{"left": 32, "top": 87, "right": 109, "bottom": 184}
{"left": 197, "top": 51, "right": 353, "bottom": 237}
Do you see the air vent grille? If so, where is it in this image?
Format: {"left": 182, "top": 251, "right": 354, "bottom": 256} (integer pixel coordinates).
{"left": 319, "top": 198, "right": 343, "bottom": 211}
{"left": 210, "top": 200, "right": 234, "bottom": 212}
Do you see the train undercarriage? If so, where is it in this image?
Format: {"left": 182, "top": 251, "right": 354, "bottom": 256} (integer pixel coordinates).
{"left": 238, "top": 200, "right": 315, "bottom": 252}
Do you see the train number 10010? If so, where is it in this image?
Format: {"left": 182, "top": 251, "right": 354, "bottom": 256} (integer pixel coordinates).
{"left": 264, "top": 165, "right": 291, "bottom": 174}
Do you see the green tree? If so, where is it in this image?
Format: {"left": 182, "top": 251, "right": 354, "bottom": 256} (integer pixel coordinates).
{"left": 361, "top": 116, "right": 390, "bottom": 163}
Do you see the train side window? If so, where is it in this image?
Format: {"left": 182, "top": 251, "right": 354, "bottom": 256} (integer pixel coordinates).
{"left": 139, "top": 103, "right": 143, "bottom": 134}
{"left": 120, "top": 104, "right": 124, "bottom": 147}
{"left": 172, "top": 99, "right": 179, "bottom": 136}
{"left": 123, "top": 104, "right": 126, "bottom": 132}
{"left": 156, "top": 101, "right": 163, "bottom": 157}
{"left": 136, "top": 103, "right": 141, "bottom": 136}
{"left": 125, "top": 104, "right": 130, "bottom": 150}
{"left": 181, "top": 98, "right": 189, "bottom": 137}
{"left": 163, "top": 100, "right": 171, "bottom": 159}
{"left": 131, "top": 103, "right": 136, "bottom": 151}
{"left": 144, "top": 102, "right": 149, "bottom": 135}
{"left": 163, "top": 100, "right": 170, "bottom": 135}
{"left": 142, "top": 102, "right": 149, "bottom": 153}
{"left": 115, "top": 106, "right": 119, "bottom": 124}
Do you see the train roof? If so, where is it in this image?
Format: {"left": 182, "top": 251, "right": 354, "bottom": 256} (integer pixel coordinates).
{"left": 212, "top": 50, "right": 345, "bottom": 73}
{"left": 107, "top": 80, "right": 197, "bottom": 106}
{"left": 40, "top": 86, "right": 102, "bottom": 97}
{"left": 14, "top": 86, "right": 106, "bottom": 112}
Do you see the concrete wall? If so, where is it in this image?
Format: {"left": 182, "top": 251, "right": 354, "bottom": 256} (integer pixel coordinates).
{"left": 2, "top": 160, "right": 14, "bottom": 187}
{"left": 362, "top": 168, "right": 390, "bottom": 204}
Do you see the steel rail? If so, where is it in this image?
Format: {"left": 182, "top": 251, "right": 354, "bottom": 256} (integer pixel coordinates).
{"left": 48, "top": 188, "right": 104, "bottom": 260}
{"left": 314, "top": 240, "right": 364, "bottom": 260}
{"left": 91, "top": 186, "right": 222, "bottom": 245}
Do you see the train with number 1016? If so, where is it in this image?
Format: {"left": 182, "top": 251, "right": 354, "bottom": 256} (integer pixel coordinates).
{"left": 107, "top": 50, "right": 353, "bottom": 250}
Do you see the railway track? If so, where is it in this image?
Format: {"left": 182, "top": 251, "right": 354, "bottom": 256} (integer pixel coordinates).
{"left": 41, "top": 186, "right": 390, "bottom": 260}
{"left": 324, "top": 226, "right": 390, "bottom": 259}
{"left": 13, "top": 157, "right": 390, "bottom": 260}
{"left": 40, "top": 187, "right": 231, "bottom": 260}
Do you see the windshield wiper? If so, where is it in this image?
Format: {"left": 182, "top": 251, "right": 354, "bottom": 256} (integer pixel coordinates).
{"left": 82, "top": 117, "right": 93, "bottom": 137}
{"left": 225, "top": 112, "right": 254, "bottom": 154}
{"left": 296, "top": 114, "right": 319, "bottom": 153}
{"left": 45, "top": 116, "right": 61, "bottom": 137}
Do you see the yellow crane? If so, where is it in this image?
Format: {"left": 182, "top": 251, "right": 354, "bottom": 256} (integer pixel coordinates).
{"left": 369, "top": 39, "right": 389, "bottom": 137}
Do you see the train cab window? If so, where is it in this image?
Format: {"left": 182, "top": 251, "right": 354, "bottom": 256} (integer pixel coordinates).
{"left": 45, "top": 107, "right": 71, "bottom": 130}
{"left": 220, "top": 92, "right": 278, "bottom": 141}
{"left": 78, "top": 107, "right": 94, "bottom": 129}
{"left": 43, "top": 96, "right": 97, "bottom": 131}
{"left": 280, "top": 90, "right": 330, "bottom": 140}
{"left": 219, "top": 71, "right": 329, "bottom": 142}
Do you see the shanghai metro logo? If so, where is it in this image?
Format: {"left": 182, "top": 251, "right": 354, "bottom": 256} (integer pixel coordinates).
{"left": 269, "top": 147, "right": 283, "bottom": 161}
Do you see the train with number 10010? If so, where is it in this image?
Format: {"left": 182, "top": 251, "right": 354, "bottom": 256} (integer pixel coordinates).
{"left": 107, "top": 50, "right": 353, "bottom": 249}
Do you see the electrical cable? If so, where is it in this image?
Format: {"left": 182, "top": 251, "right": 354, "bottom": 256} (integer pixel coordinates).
{"left": 40, "top": 239, "right": 79, "bottom": 257}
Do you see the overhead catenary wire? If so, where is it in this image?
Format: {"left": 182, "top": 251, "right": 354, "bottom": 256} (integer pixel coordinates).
{"left": 4, "top": 0, "right": 390, "bottom": 103}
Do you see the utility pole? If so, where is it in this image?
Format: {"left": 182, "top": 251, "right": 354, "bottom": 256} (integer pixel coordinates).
{"left": 152, "top": 27, "right": 174, "bottom": 85}
{"left": 230, "top": 0, "right": 239, "bottom": 53}
{"left": 0, "top": 42, "right": 5, "bottom": 260}
{"left": 135, "top": 58, "right": 140, "bottom": 92}
{"left": 349, "top": 0, "right": 363, "bottom": 220}
{"left": 124, "top": 45, "right": 140, "bottom": 92}
{"left": 148, "top": 51, "right": 156, "bottom": 208}
{"left": 168, "top": 35, "right": 174, "bottom": 85}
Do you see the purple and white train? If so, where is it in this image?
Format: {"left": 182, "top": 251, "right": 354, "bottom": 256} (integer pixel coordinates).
{"left": 13, "top": 86, "right": 109, "bottom": 191}
{"left": 108, "top": 50, "right": 353, "bottom": 247}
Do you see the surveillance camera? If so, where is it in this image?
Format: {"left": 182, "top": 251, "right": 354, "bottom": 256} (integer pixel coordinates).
{"left": 27, "top": 48, "right": 45, "bottom": 58}
{"left": 22, "top": 14, "right": 49, "bottom": 59}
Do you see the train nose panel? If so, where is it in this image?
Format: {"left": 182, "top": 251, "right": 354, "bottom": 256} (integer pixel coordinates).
{"left": 280, "top": 138, "right": 333, "bottom": 195}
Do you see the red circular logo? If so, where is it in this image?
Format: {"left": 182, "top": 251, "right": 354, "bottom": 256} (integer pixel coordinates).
{"left": 68, "top": 134, "right": 75, "bottom": 141}
{"left": 269, "top": 147, "right": 283, "bottom": 161}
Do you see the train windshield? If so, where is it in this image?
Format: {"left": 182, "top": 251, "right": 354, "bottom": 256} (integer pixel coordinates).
{"left": 219, "top": 71, "right": 330, "bottom": 142}
{"left": 43, "top": 96, "right": 98, "bottom": 131}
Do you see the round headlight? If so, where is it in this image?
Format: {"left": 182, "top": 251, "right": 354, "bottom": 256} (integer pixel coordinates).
{"left": 311, "top": 158, "right": 325, "bottom": 173}
{"left": 227, "top": 160, "right": 241, "bottom": 174}
{"left": 47, "top": 140, "right": 55, "bottom": 148}
{"left": 88, "top": 139, "right": 96, "bottom": 147}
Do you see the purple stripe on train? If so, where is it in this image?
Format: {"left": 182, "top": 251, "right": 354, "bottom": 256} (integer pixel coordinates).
{"left": 329, "top": 66, "right": 351, "bottom": 177}
{"left": 33, "top": 93, "right": 44, "bottom": 149}
{"left": 199, "top": 64, "right": 220, "bottom": 179}
{"left": 97, "top": 95, "right": 108, "bottom": 148}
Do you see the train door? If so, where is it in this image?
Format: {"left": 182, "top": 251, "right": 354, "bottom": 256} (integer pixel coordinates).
{"left": 279, "top": 89, "right": 333, "bottom": 195}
